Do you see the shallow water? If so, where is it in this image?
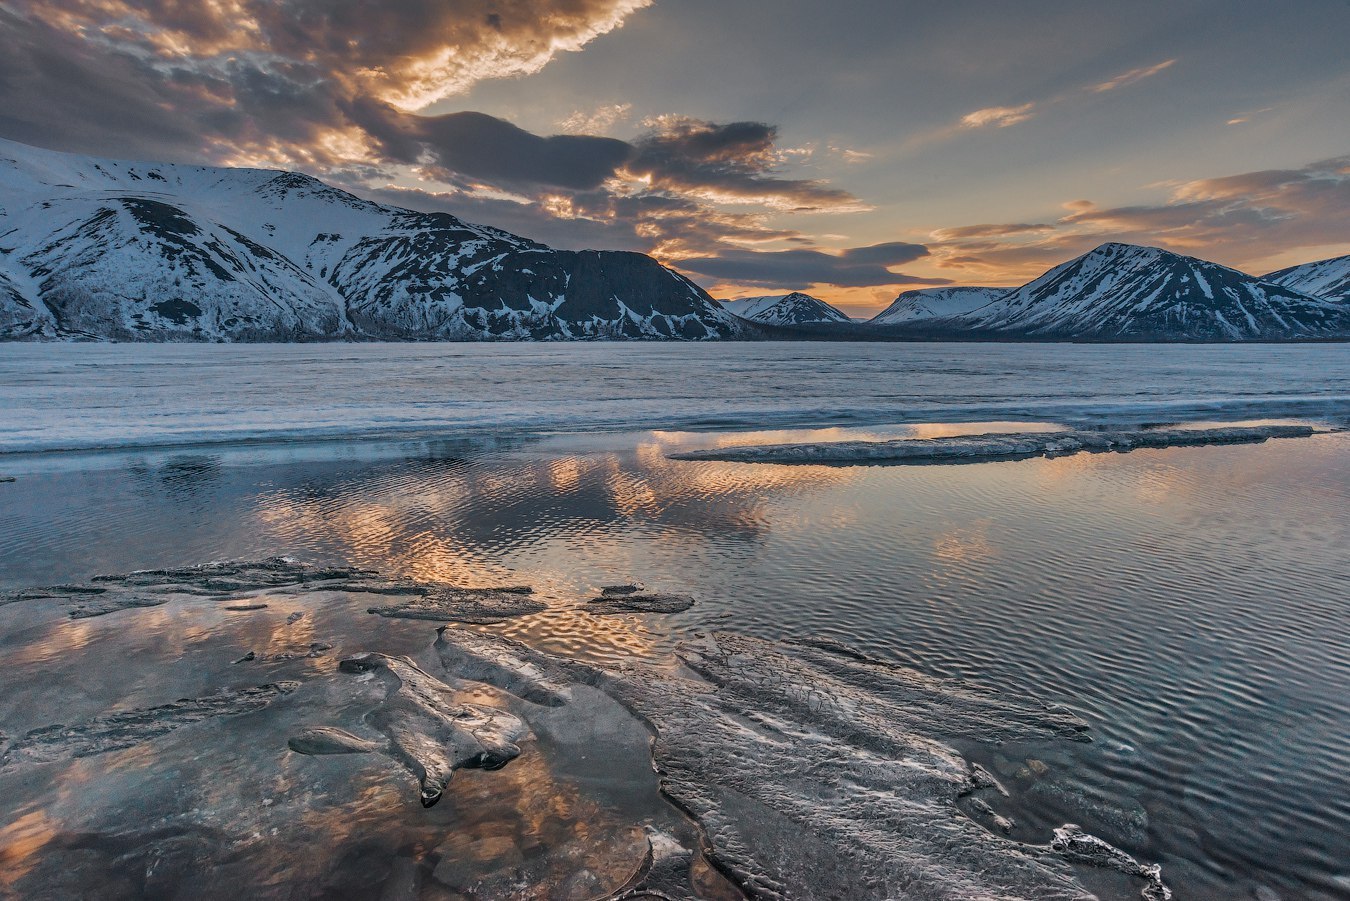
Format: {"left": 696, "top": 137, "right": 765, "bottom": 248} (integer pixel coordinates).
{"left": 1, "top": 343, "right": 1348, "bottom": 899}
{"left": 1, "top": 422, "right": 1347, "bottom": 898}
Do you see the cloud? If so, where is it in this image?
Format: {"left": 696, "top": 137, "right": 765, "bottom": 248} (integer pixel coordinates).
{"left": 0, "top": 1, "right": 873, "bottom": 277}
{"left": 15, "top": 0, "right": 653, "bottom": 112}
{"left": 410, "top": 110, "right": 634, "bottom": 192}
{"left": 0, "top": 0, "right": 653, "bottom": 165}
{"left": 925, "top": 155, "right": 1350, "bottom": 283}
{"left": 930, "top": 223, "right": 1056, "bottom": 240}
{"left": 1061, "top": 156, "right": 1350, "bottom": 254}
{"left": 1225, "top": 106, "right": 1274, "bottom": 127}
{"left": 557, "top": 103, "right": 633, "bottom": 135}
{"left": 930, "top": 57, "right": 1177, "bottom": 147}
{"left": 960, "top": 103, "right": 1036, "bottom": 129}
{"left": 1091, "top": 59, "right": 1176, "bottom": 93}
{"left": 676, "top": 243, "right": 941, "bottom": 289}
{"left": 625, "top": 117, "right": 866, "bottom": 211}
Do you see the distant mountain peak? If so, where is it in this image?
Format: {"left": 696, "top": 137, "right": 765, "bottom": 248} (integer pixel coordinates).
{"left": 720, "top": 292, "right": 850, "bottom": 326}
{"left": 952, "top": 242, "right": 1350, "bottom": 341}
{"left": 868, "top": 286, "right": 1010, "bottom": 326}
{"left": 1264, "top": 253, "right": 1350, "bottom": 302}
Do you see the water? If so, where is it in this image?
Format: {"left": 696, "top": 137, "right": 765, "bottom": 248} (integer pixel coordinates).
{"left": 1, "top": 342, "right": 1348, "bottom": 899}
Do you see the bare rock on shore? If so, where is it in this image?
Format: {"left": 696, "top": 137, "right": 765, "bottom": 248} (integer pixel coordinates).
{"left": 587, "top": 593, "right": 696, "bottom": 615}
{"left": 668, "top": 424, "right": 1316, "bottom": 466}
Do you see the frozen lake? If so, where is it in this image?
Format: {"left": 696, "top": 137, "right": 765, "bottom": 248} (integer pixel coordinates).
{"left": 1, "top": 341, "right": 1348, "bottom": 454}
{"left": 1, "top": 342, "right": 1348, "bottom": 899}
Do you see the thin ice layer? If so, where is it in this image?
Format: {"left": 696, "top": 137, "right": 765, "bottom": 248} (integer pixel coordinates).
{"left": 432, "top": 628, "right": 1169, "bottom": 900}
{"left": 669, "top": 424, "right": 1316, "bottom": 465}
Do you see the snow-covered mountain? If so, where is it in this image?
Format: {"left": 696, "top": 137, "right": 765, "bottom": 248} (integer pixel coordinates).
{"left": 935, "top": 243, "right": 1350, "bottom": 341}
{"left": 720, "top": 292, "right": 851, "bottom": 326}
{"left": 1264, "top": 254, "right": 1350, "bottom": 302}
{"left": 0, "top": 138, "right": 741, "bottom": 342}
{"left": 867, "top": 286, "right": 1011, "bottom": 326}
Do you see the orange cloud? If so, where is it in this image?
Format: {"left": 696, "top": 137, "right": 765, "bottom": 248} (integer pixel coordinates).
{"left": 1091, "top": 59, "right": 1176, "bottom": 93}
{"left": 960, "top": 103, "right": 1036, "bottom": 129}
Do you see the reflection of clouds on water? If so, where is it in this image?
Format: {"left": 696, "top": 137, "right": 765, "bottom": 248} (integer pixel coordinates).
{"left": 7, "top": 616, "right": 99, "bottom": 669}
{"left": 251, "top": 443, "right": 860, "bottom": 583}
{"left": 0, "top": 808, "right": 57, "bottom": 891}
{"left": 933, "top": 519, "right": 999, "bottom": 569}
{"left": 0, "top": 429, "right": 1346, "bottom": 899}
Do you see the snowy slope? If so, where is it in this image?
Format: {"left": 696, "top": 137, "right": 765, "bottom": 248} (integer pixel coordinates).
{"left": 944, "top": 243, "right": 1350, "bottom": 341}
{"left": 867, "top": 286, "right": 1011, "bottom": 326}
{"left": 1264, "top": 254, "right": 1350, "bottom": 302}
{"left": 720, "top": 292, "right": 851, "bottom": 325}
{"left": 0, "top": 138, "right": 741, "bottom": 342}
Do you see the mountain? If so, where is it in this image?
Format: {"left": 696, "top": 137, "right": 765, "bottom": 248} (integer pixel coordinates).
{"left": 929, "top": 243, "right": 1350, "bottom": 341}
{"left": 720, "top": 292, "right": 851, "bottom": 326}
{"left": 0, "top": 138, "right": 741, "bottom": 342}
{"left": 867, "top": 286, "right": 1010, "bottom": 326}
{"left": 1263, "top": 254, "right": 1350, "bottom": 302}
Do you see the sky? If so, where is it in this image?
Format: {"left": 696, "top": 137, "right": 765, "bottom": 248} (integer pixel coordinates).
{"left": 1, "top": 0, "right": 1348, "bottom": 316}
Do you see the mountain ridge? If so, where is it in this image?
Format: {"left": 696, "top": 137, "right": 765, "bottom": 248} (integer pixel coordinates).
{"left": 1263, "top": 253, "right": 1350, "bottom": 302}
{"left": 888, "top": 243, "right": 1350, "bottom": 341}
{"left": 0, "top": 137, "right": 743, "bottom": 342}
{"left": 2, "top": 139, "right": 1347, "bottom": 343}
{"left": 867, "top": 286, "right": 1012, "bottom": 326}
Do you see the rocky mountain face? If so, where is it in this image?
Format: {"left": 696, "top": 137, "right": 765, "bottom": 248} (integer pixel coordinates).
{"left": 922, "top": 243, "right": 1350, "bottom": 341}
{"left": 720, "top": 292, "right": 851, "bottom": 326}
{"left": 867, "top": 286, "right": 1011, "bottom": 326}
{"left": 1264, "top": 254, "right": 1350, "bottom": 302}
{"left": 0, "top": 138, "right": 741, "bottom": 342}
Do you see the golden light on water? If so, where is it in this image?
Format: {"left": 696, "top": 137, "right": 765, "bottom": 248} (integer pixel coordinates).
{"left": 0, "top": 810, "right": 57, "bottom": 890}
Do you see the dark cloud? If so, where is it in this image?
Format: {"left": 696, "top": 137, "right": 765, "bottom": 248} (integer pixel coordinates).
{"left": 837, "top": 242, "right": 929, "bottom": 266}
{"left": 676, "top": 245, "right": 945, "bottom": 289}
{"left": 0, "top": 0, "right": 650, "bottom": 165}
{"left": 0, "top": 9, "right": 203, "bottom": 158}
{"left": 0, "top": 0, "right": 869, "bottom": 274}
{"left": 417, "top": 111, "right": 632, "bottom": 192}
{"left": 11, "top": 0, "right": 653, "bottom": 110}
{"left": 626, "top": 117, "right": 862, "bottom": 210}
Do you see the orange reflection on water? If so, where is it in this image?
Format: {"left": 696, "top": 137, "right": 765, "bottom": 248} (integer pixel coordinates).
{"left": 0, "top": 809, "right": 58, "bottom": 890}
{"left": 932, "top": 519, "right": 999, "bottom": 568}
{"left": 547, "top": 456, "right": 583, "bottom": 492}
{"left": 7, "top": 615, "right": 99, "bottom": 668}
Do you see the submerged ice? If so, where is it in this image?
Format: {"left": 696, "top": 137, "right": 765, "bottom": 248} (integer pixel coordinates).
{"left": 432, "top": 626, "right": 1167, "bottom": 900}
{"left": 0, "top": 560, "right": 1172, "bottom": 899}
